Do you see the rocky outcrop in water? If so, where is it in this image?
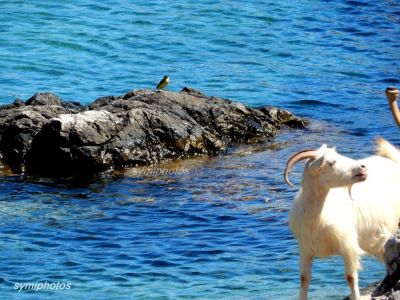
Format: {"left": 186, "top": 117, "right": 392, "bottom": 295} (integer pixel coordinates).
{"left": 0, "top": 88, "right": 306, "bottom": 177}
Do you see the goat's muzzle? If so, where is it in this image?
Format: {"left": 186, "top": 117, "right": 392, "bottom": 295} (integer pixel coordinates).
{"left": 353, "top": 164, "right": 368, "bottom": 182}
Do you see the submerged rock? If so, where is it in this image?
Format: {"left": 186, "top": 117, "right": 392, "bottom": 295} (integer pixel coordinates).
{"left": 0, "top": 88, "right": 306, "bottom": 177}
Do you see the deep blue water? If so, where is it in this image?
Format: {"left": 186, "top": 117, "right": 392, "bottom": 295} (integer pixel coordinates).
{"left": 1, "top": 0, "right": 400, "bottom": 299}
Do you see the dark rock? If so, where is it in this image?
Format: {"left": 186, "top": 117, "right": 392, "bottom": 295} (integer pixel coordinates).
{"left": 181, "top": 87, "right": 208, "bottom": 98}
{"left": 13, "top": 99, "right": 25, "bottom": 107}
{"left": 0, "top": 105, "right": 76, "bottom": 172}
{"left": 0, "top": 88, "right": 307, "bottom": 177}
{"left": 26, "top": 92, "right": 63, "bottom": 106}
{"left": 61, "top": 100, "right": 84, "bottom": 111}
{"left": 258, "top": 105, "right": 306, "bottom": 128}
{"left": 89, "top": 95, "right": 120, "bottom": 110}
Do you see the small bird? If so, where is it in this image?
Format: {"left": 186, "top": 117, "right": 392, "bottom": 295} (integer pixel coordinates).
{"left": 156, "top": 75, "right": 170, "bottom": 90}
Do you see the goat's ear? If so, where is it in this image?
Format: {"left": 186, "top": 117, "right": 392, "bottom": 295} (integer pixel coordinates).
{"left": 315, "top": 144, "right": 328, "bottom": 157}
{"left": 308, "top": 155, "right": 325, "bottom": 172}
{"left": 308, "top": 144, "right": 328, "bottom": 171}
{"left": 319, "top": 144, "right": 328, "bottom": 151}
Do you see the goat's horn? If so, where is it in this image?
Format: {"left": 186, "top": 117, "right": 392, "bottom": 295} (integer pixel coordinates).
{"left": 386, "top": 86, "right": 399, "bottom": 96}
{"left": 386, "top": 87, "right": 400, "bottom": 103}
{"left": 386, "top": 87, "right": 400, "bottom": 127}
{"left": 284, "top": 149, "right": 318, "bottom": 188}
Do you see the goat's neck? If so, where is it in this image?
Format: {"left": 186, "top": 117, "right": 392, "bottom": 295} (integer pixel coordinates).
{"left": 300, "top": 174, "right": 330, "bottom": 215}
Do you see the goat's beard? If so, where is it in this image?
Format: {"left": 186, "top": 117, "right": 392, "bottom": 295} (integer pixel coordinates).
{"left": 348, "top": 185, "right": 354, "bottom": 201}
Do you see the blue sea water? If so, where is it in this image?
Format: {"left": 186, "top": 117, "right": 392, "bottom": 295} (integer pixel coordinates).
{"left": 1, "top": 0, "right": 400, "bottom": 299}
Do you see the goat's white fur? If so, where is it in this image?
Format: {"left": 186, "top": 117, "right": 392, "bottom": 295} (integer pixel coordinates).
{"left": 288, "top": 140, "right": 400, "bottom": 300}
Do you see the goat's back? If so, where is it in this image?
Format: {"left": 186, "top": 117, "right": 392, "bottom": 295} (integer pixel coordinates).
{"left": 376, "top": 138, "right": 400, "bottom": 164}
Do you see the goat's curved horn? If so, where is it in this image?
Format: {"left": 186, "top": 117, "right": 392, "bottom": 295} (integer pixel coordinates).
{"left": 386, "top": 87, "right": 400, "bottom": 127}
{"left": 284, "top": 149, "right": 319, "bottom": 188}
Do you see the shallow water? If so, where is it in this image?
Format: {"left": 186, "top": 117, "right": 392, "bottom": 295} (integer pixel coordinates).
{"left": 1, "top": 1, "right": 400, "bottom": 299}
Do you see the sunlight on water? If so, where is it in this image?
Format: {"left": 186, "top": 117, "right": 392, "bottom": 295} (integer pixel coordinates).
{"left": 0, "top": 0, "right": 399, "bottom": 299}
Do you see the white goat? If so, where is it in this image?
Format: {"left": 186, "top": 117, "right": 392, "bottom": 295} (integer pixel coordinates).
{"left": 284, "top": 138, "right": 400, "bottom": 300}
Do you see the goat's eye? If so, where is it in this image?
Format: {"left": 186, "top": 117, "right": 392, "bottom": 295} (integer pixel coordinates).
{"left": 329, "top": 161, "right": 336, "bottom": 167}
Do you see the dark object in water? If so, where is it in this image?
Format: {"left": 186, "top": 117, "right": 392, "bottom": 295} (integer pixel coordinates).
{"left": 0, "top": 88, "right": 307, "bottom": 177}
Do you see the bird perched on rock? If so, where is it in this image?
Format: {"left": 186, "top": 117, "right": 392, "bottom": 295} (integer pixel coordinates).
{"left": 156, "top": 75, "right": 170, "bottom": 90}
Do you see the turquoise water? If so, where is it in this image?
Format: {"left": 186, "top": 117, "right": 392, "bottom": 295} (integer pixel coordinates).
{"left": 1, "top": 1, "right": 400, "bottom": 299}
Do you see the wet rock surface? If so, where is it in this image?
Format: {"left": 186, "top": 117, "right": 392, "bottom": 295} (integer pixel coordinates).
{"left": 0, "top": 88, "right": 306, "bottom": 177}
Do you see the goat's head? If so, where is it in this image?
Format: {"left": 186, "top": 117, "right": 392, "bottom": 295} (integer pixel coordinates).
{"left": 284, "top": 145, "right": 368, "bottom": 189}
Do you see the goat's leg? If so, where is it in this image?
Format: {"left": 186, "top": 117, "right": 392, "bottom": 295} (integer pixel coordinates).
{"left": 344, "top": 254, "right": 361, "bottom": 300}
{"left": 299, "top": 254, "right": 313, "bottom": 300}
